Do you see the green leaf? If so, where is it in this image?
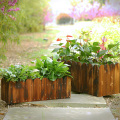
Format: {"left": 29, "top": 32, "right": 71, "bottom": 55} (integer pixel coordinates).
{"left": 52, "top": 48, "right": 60, "bottom": 53}
{"left": 108, "top": 44, "right": 118, "bottom": 50}
{"left": 93, "top": 42, "right": 100, "bottom": 46}
{"left": 59, "top": 43, "right": 64, "bottom": 46}
{"left": 92, "top": 46, "right": 101, "bottom": 53}
{"left": 41, "top": 56, "right": 47, "bottom": 60}
{"left": 97, "top": 50, "right": 108, "bottom": 57}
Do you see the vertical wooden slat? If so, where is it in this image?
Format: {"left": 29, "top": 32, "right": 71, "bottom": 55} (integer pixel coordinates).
{"left": 58, "top": 78, "right": 63, "bottom": 99}
{"left": 105, "top": 64, "right": 111, "bottom": 96}
{"left": 110, "top": 64, "right": 114, "bottom": 95}
{"left": 88, "top": 64, "right": 93, "bottom": 95}
{"left": 71, "top": 61, "right": 78, "bottom": 91}
{"left": 103, "top": 65, "right": 107, "bottom": 96}
{"left": 33, "top": 78, "right": 40, "bottom": 101}
{"left": 1, "top": 79, "right": 5, "bottom": 101}
{"left": 93, "top": 65, "right": 99, "bottom": 96}
{"left": 82, "top": 63, "right": 88, "bottom": 93}
{"left": 25, "top": 79, "right": 33, "bottom": 102}
{"left": 114, "top": 63, "right": 119, "bottom": 94}
{"left": 15, "top": 82, "right": 21, "bottom": 103}
{"left": 8, "top": 81, "right": 13, "bottom": 104}
{"left": 78, "top": 62, "right": 82, "bottom": 92}
{"left": 12, "top": 82, "right": 17, "bottom": 103}
{"left": 98, "top": 65, "right": 104, "bottom": 96}
{"left": 62, "top": 77, "right": 66, "bottom": 99}
{"left": 46, "top": 79, "right": 51, "bottom": 100}
{"left": 66, "top": 76, "right": 71, "bottom": 98}
{"left": 41, "top": 78, "right": 46, "bottom": 101}
{"left": 19, "top": 81, "right": 25, "bottom": 103}
{"left": 51, "top": 80, "right": 56, "bottom": 100}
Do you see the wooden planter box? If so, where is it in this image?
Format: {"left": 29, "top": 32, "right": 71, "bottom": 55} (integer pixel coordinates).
{"left": 66, "top": 61, "right": 120, "bottom": 97}
{"left": 1, "top": 77, "right": 71, "bottom": 104}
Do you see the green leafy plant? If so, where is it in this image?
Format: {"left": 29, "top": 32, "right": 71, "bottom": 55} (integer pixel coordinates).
{"left": 35, "top": 55, "right": 71, "bottom": 81}
{"left": 0, "top": 65, "right": 41, "bottom": 82}
{"left": 52, "top": 34, "right": 120, "bottom": 65}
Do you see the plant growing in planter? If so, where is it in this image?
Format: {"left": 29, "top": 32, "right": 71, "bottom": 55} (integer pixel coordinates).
{"left": 0, "top": 56, "right": 71, "bottom": 104}
{"left": 52, "top": 33, "right": 120, "bottom": 97}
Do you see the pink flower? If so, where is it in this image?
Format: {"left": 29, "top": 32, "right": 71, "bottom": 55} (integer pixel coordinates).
{"left": 99, "top": 43, "right": 106, "bottom": 50}
{"left": 1, "top": 6, "right": 5, "bottom": 12}
{"left": 8, "top": 0, "right": 17, "bottom": 6}
{"left": 7, "top": 8, "right": 20, "bottom": 12}
{"left": 7, "top": 8, "right": 14, "bottom": 12}
{"left": 101, "top": 36, "right": 107, "bottom": 43}
{"left": 14, "top": 8, "right": 20, "bottom": 11}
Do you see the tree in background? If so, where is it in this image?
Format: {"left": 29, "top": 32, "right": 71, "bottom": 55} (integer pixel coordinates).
{"left": 15, "top": 0, "right": 51, "bottom": 33}
{"left": 0, "top": 0, "right": 20, "bottom": 61}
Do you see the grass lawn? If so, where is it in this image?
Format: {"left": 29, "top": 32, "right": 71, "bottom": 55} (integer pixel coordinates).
{"left": 0, "top": 28, "right": 60, "bottom": 68}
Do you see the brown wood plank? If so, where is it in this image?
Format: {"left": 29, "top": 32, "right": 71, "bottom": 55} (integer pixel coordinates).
{"left": 8, "top": 81, "right": 13, "bottom": 104}
{"left": 41, "top": 78, "right": 45, "bottom": 101}
{"left": 1, "top": 79, "right": 5, "bottom": 101}
{"left": 12, "top": 82, "right": 17, "bottom": 103}
{"left": 93, "top": 65, "right": 99, "bottom": 96}
{"left": 105, "top": 64, "right": 111, "bottom": 96}
{"left": 102, "top": 65, "right": 107, "bottom": 96}
{"left": 25, "top": 79, "right": 33, "bottom": 102}
{"left": 110, "top": 64, "right": 114, "bottom": 95}
{"left": 33, "top": 78, "right": 41, "bottom": 101}
{"left": 88, "top": 64, "right": 93, "bottom": 95}
{"left": 19, "top": 81, "right": 25, "bottom": 103}
{"left": 56, "top": 78, "right": 59, "bottom": 99}
{"left": 71, "top": 61, "right": 77, "bottom": 91}
{"left": 51, "top": 80, "right": 56, "bottom": 100}
{"left": 66, "top": 76, "right": 71, "bottom": 98}
{"left": 101, "top": 65, "right": 107, "bottom": 96}
{"left": 58, "top": 78, "right": 63, "bottom": 99}
{"left": 46, "top": 79, "right": 51, "bottom": 100}
{"left": 15, "top": 81, "right": 21, "bottom": 103}
{"left": 77, "top": 62, "right": 82, "bottom": 92}
{"left": 83, "top": 63, "right": 88, "bottom": 93}
{"left": 114, "top": 63, "right": 119, "bottom": 94}
{"left": 98, "top": 65, "right": 104, "bottom": 96}
{"left": 61, "top": 77, "right": 66, "bottom": 99}
{"left": 39, "top": 79, "right": 42, "bottom": 101}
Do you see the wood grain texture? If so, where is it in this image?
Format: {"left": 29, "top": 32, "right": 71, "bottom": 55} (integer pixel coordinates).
{"left": 68, "top": 62, "right": 120, "bottom": 97}
{"left": 1, "top": 77, "right": 71, "bottom": 104}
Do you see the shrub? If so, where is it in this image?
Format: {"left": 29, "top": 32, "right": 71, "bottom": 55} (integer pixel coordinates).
{"left": 56, "top": 13, "right": 73, "bottom": 25}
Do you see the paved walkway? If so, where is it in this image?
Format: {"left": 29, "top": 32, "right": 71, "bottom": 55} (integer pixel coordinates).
{"left": 3, "top": 94, "right": 115, "bottom": 120}
{"left": 4, "top": 107, "right": 115, "bottom": 120}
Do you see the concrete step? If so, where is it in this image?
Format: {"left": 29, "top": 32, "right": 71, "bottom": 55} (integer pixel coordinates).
{"left": 3, "top": 107, "right": 115, "bottom": 120}
{"left": 27, "top": 94, "right": 107, "bottom": 108}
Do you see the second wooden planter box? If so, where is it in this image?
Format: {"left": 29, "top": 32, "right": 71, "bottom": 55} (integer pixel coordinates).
{"left": 66, "top": 61, "right": 120, "bottom": 97}
{"left": 1, "top": 77, "right": 71, "bottom": 104}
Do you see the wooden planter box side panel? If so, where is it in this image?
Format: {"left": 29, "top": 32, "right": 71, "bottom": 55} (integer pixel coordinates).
{"left": 1, "top": 77, "right": 71, "bottom": 104}
{"left": 68, "top": 60, "right": 120, "bottom": 97}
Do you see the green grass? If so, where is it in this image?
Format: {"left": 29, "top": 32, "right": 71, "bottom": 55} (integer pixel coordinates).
{"left": 1, "top": 28, "right": 60, "bottom": 67}
{"left": 27, "top": 49, "right": 53, "bottom": 59}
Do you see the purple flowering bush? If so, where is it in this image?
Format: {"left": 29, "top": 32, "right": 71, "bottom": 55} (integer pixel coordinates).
{"left": 69, "top": 1, "right": 120, "bottom": 20}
